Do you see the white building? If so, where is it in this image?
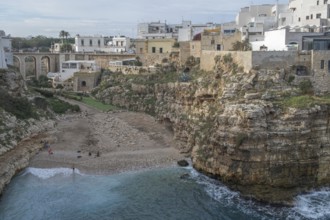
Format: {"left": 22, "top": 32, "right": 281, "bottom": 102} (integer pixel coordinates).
{"left": 74, "top": 35, "right": 131, "bottom": 53}
{"left": 107, "top": 36, "right": 131, "bottom": 53}
{"left": 74, "top": 35, "right": 105, "bottom": 52}
{"left": 251, "top": 27, "right": 323, "bottom": 51}
{"left": 137, "top": 21, "right": 176, "bottom": 39}
{"left": 137, "top": 20, "right": 218, "bottom": 41}
{"left": 178, "top": 21, "right": 218, "bottom": 42}
{"left": 236, "top": 4, "right": 292, "bottom": 41}
{"left": 0, "top": 30, "right": 12, "bottom": 68}
{"left": 289, "top": 0, "right": 330, "bottom": 30}
{"left": 48, "top": 60, "right": 100, "bottom": 87}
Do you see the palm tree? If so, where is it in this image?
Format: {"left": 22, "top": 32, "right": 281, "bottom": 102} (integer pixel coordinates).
{"left": 59, "top": 30, "right": 66, "bottom": 44}
{"left": 64, "top": 31, "right": 70, "bottom": 44}
{"left": 59, "top": 30, "right": 71, "bottom": 52}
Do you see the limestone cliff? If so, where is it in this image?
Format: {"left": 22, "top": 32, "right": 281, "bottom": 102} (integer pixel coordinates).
{"left": 95, "top": 56, "right": 330, "bottom": 205}
{"left": 0, "top": 70, "right": 55, "bottom": 195}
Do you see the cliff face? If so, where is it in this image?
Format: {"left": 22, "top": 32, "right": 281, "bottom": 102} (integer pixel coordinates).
{"left": 95, "top": 57, "right": 330, "bottom": 204}
{"left": 0, "top": 70, "right": 55, "bottom": 195}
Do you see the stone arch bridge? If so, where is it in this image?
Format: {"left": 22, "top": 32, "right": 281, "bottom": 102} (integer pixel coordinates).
{"left": 13, "top": 52, "right": 136, "bottom": 80}
{"left": 13, "top": 52, "right": 58, "bottom": 79}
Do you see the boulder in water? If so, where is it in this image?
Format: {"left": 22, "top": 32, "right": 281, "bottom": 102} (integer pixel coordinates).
{"left": 177, "top": 159, "right": 189, "bottom": 167}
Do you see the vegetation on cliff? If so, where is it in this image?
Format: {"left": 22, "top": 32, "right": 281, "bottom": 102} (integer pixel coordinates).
{"left": 0, "top": 69, "right": 78, "bottom": 154}
{"left": 93, "top": 54, "right": 330, "bottom": 205}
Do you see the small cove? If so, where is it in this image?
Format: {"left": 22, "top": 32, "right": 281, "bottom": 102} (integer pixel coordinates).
{"left": 1, "top": 166, "right": 329, "bottom": 220}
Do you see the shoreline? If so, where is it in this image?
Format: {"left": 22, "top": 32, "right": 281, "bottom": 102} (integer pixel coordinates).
{"left": 28, "top": 99, "right": 185, "bottom": 176}
{"left": 0, "top": 100, "right": 185, "bottom": 195}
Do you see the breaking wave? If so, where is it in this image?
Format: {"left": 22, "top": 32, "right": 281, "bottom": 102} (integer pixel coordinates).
{"left": 22, "top": 167, "right": 83, "bottom": 179}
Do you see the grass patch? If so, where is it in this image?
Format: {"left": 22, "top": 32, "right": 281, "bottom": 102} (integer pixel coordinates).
{"left": 279, "top": 95, "right": 330, "bottom": 109}
{"left": 80, "top": 96, "right": 118, "bottom": 111}
{"left": 48, "top": 98, "right": 80, "bottom": 114}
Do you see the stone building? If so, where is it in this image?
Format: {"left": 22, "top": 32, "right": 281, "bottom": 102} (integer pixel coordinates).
{"left": 201, "top": 28, "right": 241, "bottom": 51}
{"left": 133, "top": 38, "right": 178, "bottom": 66}
{"left": 48, "top": 60, "right": 100, "bottom": 88}
{"left": 73, "top": 72, "right": 101, "bottom": 92}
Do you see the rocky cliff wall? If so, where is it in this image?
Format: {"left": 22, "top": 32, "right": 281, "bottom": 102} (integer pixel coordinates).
{"left": 0, "top": 70, "right": 55, "bottom": 195}
{"left": 95, "top": 57, "right": 330, "bottom": 205}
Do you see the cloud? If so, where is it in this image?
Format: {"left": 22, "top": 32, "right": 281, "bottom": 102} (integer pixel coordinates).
{"left": 0, "top": 0, "right": 289, "bottom": 37}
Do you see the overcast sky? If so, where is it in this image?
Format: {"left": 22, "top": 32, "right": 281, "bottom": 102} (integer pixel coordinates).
{"left": 1, "top": 0, "right": 287, "bottom": 38}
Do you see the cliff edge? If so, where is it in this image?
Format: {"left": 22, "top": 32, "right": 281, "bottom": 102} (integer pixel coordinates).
{"left": 94, "top": 55, "right": 330, "bottom": 205}
{"left": 0, "top": 70, "right": 55, "bottom": 195}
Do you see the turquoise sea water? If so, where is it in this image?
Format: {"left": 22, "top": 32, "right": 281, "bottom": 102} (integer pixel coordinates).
{"left": 0, "top": 166, "right": 330, "bottom": 220}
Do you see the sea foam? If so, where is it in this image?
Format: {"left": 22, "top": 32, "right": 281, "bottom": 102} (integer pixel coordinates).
{"left": 23, "top": 167, "right": 82, "bottom": 179}
{"left": 292, "top": 188, "right": 330, "bottom": 219}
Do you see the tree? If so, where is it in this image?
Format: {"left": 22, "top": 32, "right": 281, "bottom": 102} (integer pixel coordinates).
{"left": 59, "top": 30, "right": 71, "bottom": 52}
{"left": 59, "top": 30, "right": 66, "bottom": 44}
{"left": 232, "top": 39, "right": 252, "bottom": 51}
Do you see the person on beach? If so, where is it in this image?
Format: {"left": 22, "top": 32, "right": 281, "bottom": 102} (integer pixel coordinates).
{"left": 48, "top": 147, "right": 53, "bottom": 155}
{"left": 43, "top": 141, "right": 50, "bottom": 150}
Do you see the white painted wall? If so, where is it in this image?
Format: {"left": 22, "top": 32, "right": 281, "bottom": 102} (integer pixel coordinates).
{"left": 289, "top": 0, "right": 330, "bottom": 27}
{"left": 0, "top": 39, "right": 7, "bottom": 69}
{"left": 48, "top": 60, "right": 100, "bottom": 82}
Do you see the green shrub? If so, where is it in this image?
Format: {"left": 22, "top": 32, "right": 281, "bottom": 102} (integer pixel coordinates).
{"left": 235, "top": 133, "right": 248, "bottom": 147}
{"left": 34, "top": 97, "right": 48, "bottom": 110}
{"left": 0, "top": 88, "right": 36, "bottom": 119}
{"left": 288, "top": 75, "right": 295, "bottom": 84}
{"left": 223, "top": 53, "right": 233, "bottom": 63}
{"left": 34, "top": 88, "right": 54, "bottom": 98}
{"left": 299, "top": 79, "right": 313, "bottom": 95}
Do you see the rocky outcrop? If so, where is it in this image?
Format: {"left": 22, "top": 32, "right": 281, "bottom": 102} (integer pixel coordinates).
{"left": 0, "top": 70, "right": 56, "bottom": 195}
{"left": 95, "top": 58, "right": 330, "bottom": 205}
{"left": 0, "top": 133, "right": 51, "bottom": 196}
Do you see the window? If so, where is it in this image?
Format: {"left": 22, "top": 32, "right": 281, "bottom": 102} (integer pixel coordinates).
{"left": 90, "top": 39, "right": 92, "bottom": 46}
{"left": 298, "top": 17, "right": 301, "bottom": 22}
{"left": 81, "top": 39, "right": 84, "bottom": 46}
{"left": 306, "top": 16, "right": 309, "bottom": 20}
{"left": 317, "top": 0, "right": 320, "bottom": 5}
{"left": 216, "top": 44, "right": 221, "bottom": 51}
{"left": 159, "top": 48, "right": 163, "bottom": 53}
{"left": 98, "top": 40, "right": 101, "bottom": 47}
{"left": 328, "top": 60, "right": 330, "bottom": 73}
{"left": 317, "top": 13, "right": 322, "bottom": 18}
{"left": 325, "top": 0, "right": 328, "bottom": 4}
{"left": 311, "top": 14, "right": 313, "bottom": 19}
{"left": 70, "top": 63, "right": 77, "bottom": 69}
{"left": 321, "top": 60, "right": 325, "bottom": 69}
{"left": 62, "top": 63, "right": 69, "bottom": 68}
{"left": 152, "top": 47, "right": 156, "bottom": 53}
{"left": 211, "top": 39, "right": 215, "bottom": 45}
{"left": 140, "top": 48, "right": 143, "bottom": 53}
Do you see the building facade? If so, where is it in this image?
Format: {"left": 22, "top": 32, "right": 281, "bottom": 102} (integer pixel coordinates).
{"left": 137, "top": 20, "right": 218, "bottom": 42}
{"left": 289, "top": 0, "right": 330, "bottom": 29}
{"left": 74, "top": 35, "right": 131, "bottom": 53}
{"left": 48, "top": 60, "right": 100, "bottom": 88}
{"left": 0, "top": 30, "right": 13, "bottom": 68}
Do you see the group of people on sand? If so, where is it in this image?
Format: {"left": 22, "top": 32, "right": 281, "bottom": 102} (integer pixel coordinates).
{"left": 43, "top": 141, "right": 53, "bottom": 155}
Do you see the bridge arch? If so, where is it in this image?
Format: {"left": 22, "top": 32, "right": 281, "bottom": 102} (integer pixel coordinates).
{"left": 24, "top": 56, "right": 37, "bottom": 79}
{"left": 13, "top": 53, "right": 59, "bottom": 80}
